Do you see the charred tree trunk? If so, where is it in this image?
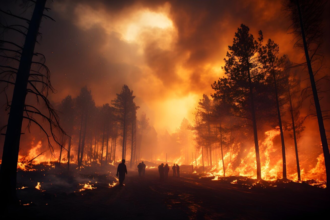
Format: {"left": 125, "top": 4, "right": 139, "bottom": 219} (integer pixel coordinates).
{"left": 105, "top": 136, "right": 109, "bottom": 164}
{"left": 289, "top": 88, "right": 301, "bottom": 181}
{"left": 67, "top": 137, "right": 71, "bottom": 171}
{"left": 79, "top": 114, "right": 87, "bottom": 167}
{"left": 247, "top": 62, "right": 261, "bottom": 180}
{"left": 93, "top": 137, "right": 97, "bottom": 161}
{"left": 0, "top": 0, "right": 47, "bottom": 204}
{"left": 130, "top": 120, "right": 135, "bottom": 168}
{"left": 122, "top": 116, "right": 127, "bottom": 160}
{"left": 77, "top": 115, "right": 83, "bottom": 167}
{"left": 220, "top": 125, "right": 225, "bottom": 177}
{"left": 96, "top": 137, "right": 99, "bottom": 161}
{"left": 296, "top": 0, "right": 330, "bottom": 188}
{"left": 272, "top": 66, "right": 287, "bottom": 179}
{"left": 113, "top": 137, "right": 117, "bottom": 162}
{"left": 202, "top": 146, "right": 205, "bottom": 173}
{"left": 208, "top": 124, "right": 212, "bottom": 167}
{"left": 109, "top": 139, "right": 113, "bottom": 162}
{"left": 101, "top": 125, "right": 105, "bottom": 165}
{"left": 59, "top": 145, "right": 63, "bottom": 164}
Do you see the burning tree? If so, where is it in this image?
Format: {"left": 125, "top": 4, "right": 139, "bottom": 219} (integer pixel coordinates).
{"left": 196, "top": 94, "right": 217, "bottom": 167}
{"left": 58, "top": 95, "right": 75, "bottom": 169}
{"left": 212, "top": 24, "right": 264, "bottom": 179}
{"left": 258, "top": 38, "right": 290, "bottom": 179}
{"left": 112, "top": 85, "right": 137, "bottom": 161}
{"left": 136, "top": 113, "right": 149, "bottom": 162}
{"left": 99, "top": 103, "right": 115, "bottom": 165}
{"left": 0, "top": 0, "right": 65, "bottom": 204}
{"left": 285, "top": 0, "right": 330, "bottom": 188}
{"left": 75, "top": 86, "right": 95, "bottom": 168}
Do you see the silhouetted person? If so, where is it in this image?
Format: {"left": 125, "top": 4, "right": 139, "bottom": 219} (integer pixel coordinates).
{"left": 116, "top": 159, "right": 127, "bottom": 186}
{"left": 158, "top": 163, "right": 164, "bottom": 181}
{"left": 164, "top": 163, "right": 169, "bottom": 179}
{"left": 137, "top": 162, "right": 142, "bottom": 177}
{"left": 142, "top": 161, "right": 146, "bottom": 176}
{"left": 172, "top": 164, "right": 176, "bottom": 177}
{"left": 176, "top": 164, "right": 180, "bottom": 177}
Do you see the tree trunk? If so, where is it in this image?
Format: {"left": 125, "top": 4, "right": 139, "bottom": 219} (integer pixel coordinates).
{"left": 220, "top": 125, "right": 225, "bottom": 177}
{"left": 247, "top": 62, "right": 261, "bottom": 180}
{"left": 0, "top": 0, "right": 46, "bottom": 204}
{"left": 130, "top": 120, "right": 134, "bottom": 168}
{"left": 272, "top": 67, "right": 287, "bottom": 179}
{"left": 296, "top": 0, "right": 330, "bottom": 187}
{"left": 109, "top": 139, "right": 113, "bottom": 162}
{"left": 77, "top": 115, "right": 83, "bottom": 167}
{"left": 96, "top": 137, "right": 99, "bottom": 161}
{"left": 114, "top": 137, "right": 117, "bottom": 162}
{"left": 67, "top": 137, "right": 71, "bottom": 171}
{"left": 79, "top": 114, "right": 87, "bottom": 167}
{"left": 289, "top": 88, "right": 301, "bottom": 181}
{"left": 101, "top": 126, "right": 105, "bottom": 165}
{"left": 59, "top": 145, "right": 63, "bottom": 164}
{"left": 202, "top": 146, "right": 205, "bottom": 172}
{"left": 105, "top": 136, "right": 109, "bottom": 164}
{"left": 122, "top": 117, "right": 127, "bottom": 160}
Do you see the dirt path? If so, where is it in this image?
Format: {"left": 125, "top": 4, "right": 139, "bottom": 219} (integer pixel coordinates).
{"left": 3, "top": 170, "right": 330, "bottom": 220}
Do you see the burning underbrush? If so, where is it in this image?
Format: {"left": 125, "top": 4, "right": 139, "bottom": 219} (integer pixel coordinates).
{"left": 194, "top": 169, "right": 327, "bottom": 190}
{"left": 13, "top": 162, "right": 119, "bottom": 207}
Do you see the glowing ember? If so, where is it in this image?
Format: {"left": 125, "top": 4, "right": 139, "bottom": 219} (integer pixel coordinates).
{"left": 17, "top": 186, "right": 28, "bottom": 190}
{"left": 79, "top": 183, "right": 97, "bottom": 192}
{"left": 35, "top": 182, "right": 42, "bottom": 190}
{"left": 231, "top": 180, "right": 237, "bottom": 184}
{"left": 211, "top": 176, "right": 219, "bottom": 181}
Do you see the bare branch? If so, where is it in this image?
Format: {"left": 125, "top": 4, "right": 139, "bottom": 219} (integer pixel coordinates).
{"left": 0, "top": 9, "right": 30, "bottom": 22}
{"left": 0, "top": 40, "right": 24, "bottom": 50}
{"left": 42, "top": 14, "right": 55, "bottom": 22}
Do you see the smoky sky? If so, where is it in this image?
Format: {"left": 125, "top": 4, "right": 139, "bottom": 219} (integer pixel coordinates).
{"left": 0, "top": 0, "right": 327, "bottom": 132}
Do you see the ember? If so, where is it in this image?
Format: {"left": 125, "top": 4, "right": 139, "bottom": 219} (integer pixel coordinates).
{"left": 79, "top": 183, "right": 97, "bottom": 192}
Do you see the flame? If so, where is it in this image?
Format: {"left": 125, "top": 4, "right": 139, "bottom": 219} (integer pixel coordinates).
{"left": 200, "top": 129, "right": 326, "bottom": 188}
{"left": 17, "top": 186, "right": 28, "bottom": 190}
{"left": 79, "top": 183, "right": 97, "bottom": 192}
{"left": 231, "top": 179, "right": 237, "bottom": 184}
{"left": 35, "top": 182, "right": 41, "bottom": 190}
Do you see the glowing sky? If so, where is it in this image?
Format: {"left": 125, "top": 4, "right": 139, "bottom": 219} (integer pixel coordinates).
{"left": 28, "top": 0, "right": 325, "bottom": 133}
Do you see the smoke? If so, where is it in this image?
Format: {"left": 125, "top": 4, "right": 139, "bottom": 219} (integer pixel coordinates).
{"left": 0, "top": 0, "right": 329, "bottom": 181}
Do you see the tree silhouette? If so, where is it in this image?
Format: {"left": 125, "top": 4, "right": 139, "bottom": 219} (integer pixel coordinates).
{"left": 285, "top": 0, "right": 330, "bottom": 187}
{"left": 75, "top": 86, "right": 95, "bottom": 168}
{"left": 130, "top": 102, "right": 139, "bottom": 167}
{"left": 137, "top": 113, "right": 149, "bottom": 162}
{"left": 0, "top": 0, "right": 65, "bottom": 204}
{"left": 259, "top": 38, "right": 289, "bottom": 179}
{"left": 213, "top": 24, "right": 263, "bottom": 179}
{"left": 58, "top": 95, "right": 75, "bottom": 170}
{"left": 112, "top": 85, "right": 136, "bottom": 160}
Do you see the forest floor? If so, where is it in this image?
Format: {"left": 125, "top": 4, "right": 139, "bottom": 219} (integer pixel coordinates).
{"left": 2, "top": 165, "right": 330, "bottom": 220}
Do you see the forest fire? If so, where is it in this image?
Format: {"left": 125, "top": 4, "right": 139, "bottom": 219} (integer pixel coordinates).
{"left": 1, "top": 0, "right": 330, "bottom": 219}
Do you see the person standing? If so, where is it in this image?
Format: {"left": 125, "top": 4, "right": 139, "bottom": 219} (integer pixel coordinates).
{"left": 158, "top": 163, "right": 164, "bottom": 181}
{"left": 164, "top": 164, "right": 169, "bottom": 180}
{"left": 116, "top": 159, "right": 128, "bottom": 186}
{"left": 137, "top": 162, "right": 142, "bottom": 177}
{"left": 176, "top": 164, "right": 180, "bottom": 178}
{"left": 142, "top": 161, "right": 146, "bottom": 176}
{"left": 172, "top": 164, "right": 176, "bottom": 177}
